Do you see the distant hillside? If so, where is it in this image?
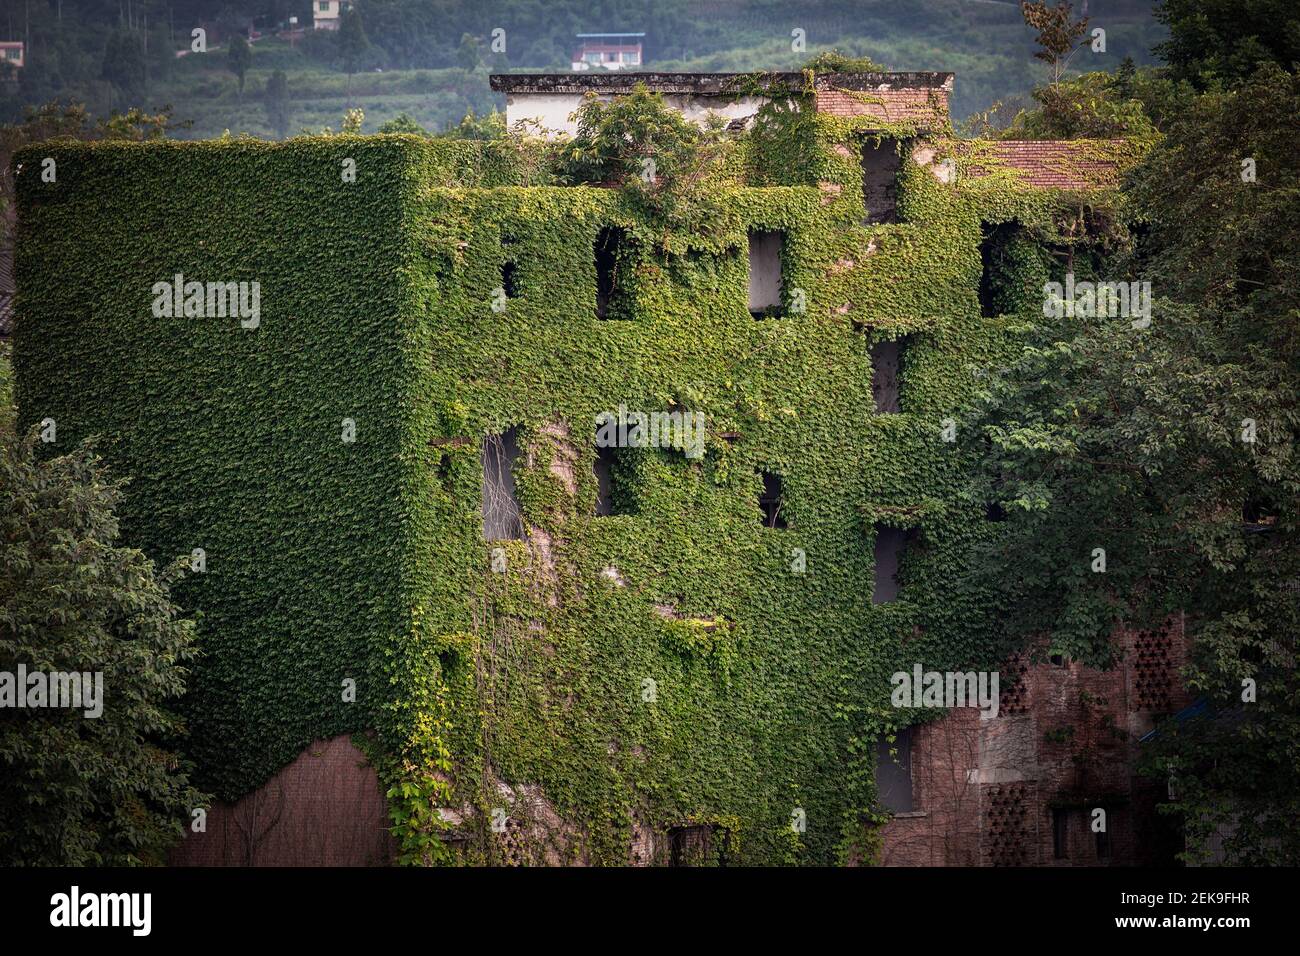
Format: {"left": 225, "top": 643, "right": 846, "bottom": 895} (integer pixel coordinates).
{"left": 0, "top": 0, "right": 1164, "bottom": 137}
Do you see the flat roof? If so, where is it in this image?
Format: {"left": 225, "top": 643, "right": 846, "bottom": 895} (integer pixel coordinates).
{"left": 490, "top": 71, "right": 954, "bottom": 95}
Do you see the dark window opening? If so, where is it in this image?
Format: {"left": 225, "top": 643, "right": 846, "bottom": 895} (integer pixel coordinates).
{"left": 594, "top": 227, "right": 629, "bottom": 320}
{"left": 861, "top": 136, "right": 901, "bottom": 225}
{"left": 871, "top": 337, "right": 909, "bottom": 413}
{"left": 1053, "top": 808, "right": 1069, "bottom": 859}
{"left": 500, "top": 261, "right": 519, "bottom": 299}
{"left": 481, "top": 427, "right": 524, "bottom": 540}
{"left": 747, "top": 229, "right": 784, "bottom": 318}
{"left": 593, "top": 436, "right": 639, "bottom": 516}
{"left": 986, "top": 501, "right": 1006, "bottom": 522}
{"left": 1096, "top": 812, "right": 1112, "bottom": 860}
{"left": 758, "top": 471, "right": 788, "bottom": 528}
{"left": 978, "top": 221, "right": 1019, "bottom": 318}
{"left": 874, "top": 728, "right": 914, "bottom": 813}
{"left": 437, "top": 454, "right": 454, "bottom": 493}
{"left": 667, "top": 824, "right": 728, "bottom": 867}
{"left": 872, "top": 524, "right": 914, "bottom": 604}
{"left": 1243, "top": 499, "right": 1278, "bottom": 533}
{"left": 1050, "top": 653, "right": 1068, "bottom": 667}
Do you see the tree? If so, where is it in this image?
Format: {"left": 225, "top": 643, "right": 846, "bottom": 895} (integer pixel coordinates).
{"left": 959, "top": 64, "right": 1300, "bottom": 863}
{"left": 563, "top": 84, "right": 729, "bottom": 224}
{"left": 1155, "top": 0, "right": 1300, "bottom": 88}
{"left": 0, "top": 426, "right": 207, "bottom": 865}
{"left": 100, "top": 29, "right": 146, "bottom": 101}
{"left": 456, "top": 32, "right": 481, "bottom": 72}
{"left": 228, "top": 32, "right": 252, "bottom": 100}
{"left": 1020, "top": 0, "right": 1090, "bottom": 85}
{"left": 263, "top": 69, "right": 291, "bottom": 139}
{"left": 338, "top": 6, "right": 370, "bottom": 106}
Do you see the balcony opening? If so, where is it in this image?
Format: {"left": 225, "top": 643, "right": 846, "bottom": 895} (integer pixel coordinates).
{"left": 861, "top": 136, "right": 901, "bottom": 224}
{"left": 871, "top": 337, "right": 910, "bottom": 414}
{"left": 872, "top": 524, "right": 915, "bottom": 603}
{"left": 747, "top": 229, "right": 784, "bottom": 318}
{"left": 874, "top": 728, "right": 914, "bottom": 812}
{"left": 758, "top": 471, "right": 787, "bottom": 529}
{"left": 481, "top": 427, "right": 524, "bottom": 540}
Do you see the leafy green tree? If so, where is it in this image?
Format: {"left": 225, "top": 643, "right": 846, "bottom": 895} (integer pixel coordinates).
{"left": 100, "top": 29, "right": 146, "bottom": 101}
{"left": 376, "top": 112, "right": 428, "bottom": 135}
{"left": 0, "top": 426, "right": 207, "bottom": 865}
{"left": 228, "top": 33, "right": 253, "bottom": 100}
{"left": 456, "top": 32, "right": 481, "bottom": 72}
{"left": 1020, "top": 0, "right": 1090, "bottom": 85}
{"left": 959, "top": 64, "right": 1300, "bottom": 863}
{"left": 1155, "top": 0, "right": 1300, "bottom": 87}
{"left": 563, "top": 84, "right": 729, "bottom": 224}
{"left": 263, "top": 69, "right": 292, "bottom": 139}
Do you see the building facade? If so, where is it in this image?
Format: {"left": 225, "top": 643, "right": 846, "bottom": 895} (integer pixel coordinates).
{"left": 14, "top": 70, "right": 1153, "bottom": 866}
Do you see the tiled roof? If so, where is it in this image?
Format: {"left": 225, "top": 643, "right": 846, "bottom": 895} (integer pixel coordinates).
{"left": 813, "top": 86, "right": 950, "bottom": 124}
{"left": 966, "top": 140, "right": 1126, "bottom": 190}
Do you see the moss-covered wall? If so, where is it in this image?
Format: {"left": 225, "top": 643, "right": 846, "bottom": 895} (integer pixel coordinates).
{"left": 13, "top": 123, "right": 1137, "bottom": 864}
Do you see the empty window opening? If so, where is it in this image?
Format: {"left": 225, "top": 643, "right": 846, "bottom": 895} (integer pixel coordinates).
{"left": 1096, "top": 812, "right": 1112, "bottom": 861}
{"left": 861, "top": 136, "right": 901, "bottom": 225}
{"left": 870, "top": 337, "right": 910, "bottom": 413}
{"left": 595, "top": 444, "right": 639, "bottom": 520}
{"left": 500, "top": 260, "right": 519, "bottom": 299}
{"left": 481, "top": 427, "right": 524, "bottom": 540}
{"left": 747, "top": 229, "right": 784, "bottom": 317}
{"left": 1052, "top": 808, "right": 1069, "bottom": 859}
{"left": 594, "top": 227, "right": 629, "bottom": 320}
{"left": 874, "top": 728, "right": 914, "bottom": 813}
{"left": 986, "top": 501, "right": 1006, "bottom": 522}
{"left": 1243, "top": 499, "right": 1278, "bottom": 534}
{"left": 978, "top": 221, "right": 1020, "bottom": 318}
{"left": 758, "top": 471, "right": 788, "bottom": 529}
{"left": 667, "top": 824, "right": 727, "bottom": 867}
{"left": 872, "top": 524, "right": 916, "bottom": 604}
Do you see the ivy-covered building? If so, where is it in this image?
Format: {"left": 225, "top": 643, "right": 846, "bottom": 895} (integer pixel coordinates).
{"left": 13, "top": 70, "right": 1152, "bottom": 866}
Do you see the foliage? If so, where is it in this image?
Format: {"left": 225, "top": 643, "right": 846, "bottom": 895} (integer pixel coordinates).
{"left": 228, "top": 34, "right": 253, "bottom": 99}
{"left": 1155, "top": 0, "right": 1300, "bottom": 88}
{"left": 803, "top": 51, "right": 887, "bottom": 74}
{"left": 1020, "top": 0, "right": 1090, "bottom": 84}
{"left": 958, "top": 63, "right": 1300, "bottom": 862}
{"left": 0, "top": 425, "right": 207, "bottom": 866}
{"left": 992, "top": 71, "right": 1158, "bottom": 139}
{"left": 561, "top": 84, "right": 731, "bottom": 225}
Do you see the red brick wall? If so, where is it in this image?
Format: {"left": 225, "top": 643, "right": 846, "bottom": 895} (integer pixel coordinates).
{"left": 169, "top": 734, "right": 397, "bottom": 866}
{"left": 879, "top": 618, "right": 1190, "bottom": 867}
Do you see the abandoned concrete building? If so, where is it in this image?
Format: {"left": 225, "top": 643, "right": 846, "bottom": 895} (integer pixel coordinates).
{"left": 14, "top": 69, "right": 1171, "bottom": 866}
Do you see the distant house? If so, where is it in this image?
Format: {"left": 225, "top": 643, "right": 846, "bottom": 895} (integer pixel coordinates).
{"left": 313, "top": 0, "right": 346, "bottom": 31}
{"left": 571, "top": 33, "right": 644, "bottom": 71}
{"left": 0, "top": 41, "right": 25, "bottom": 70}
